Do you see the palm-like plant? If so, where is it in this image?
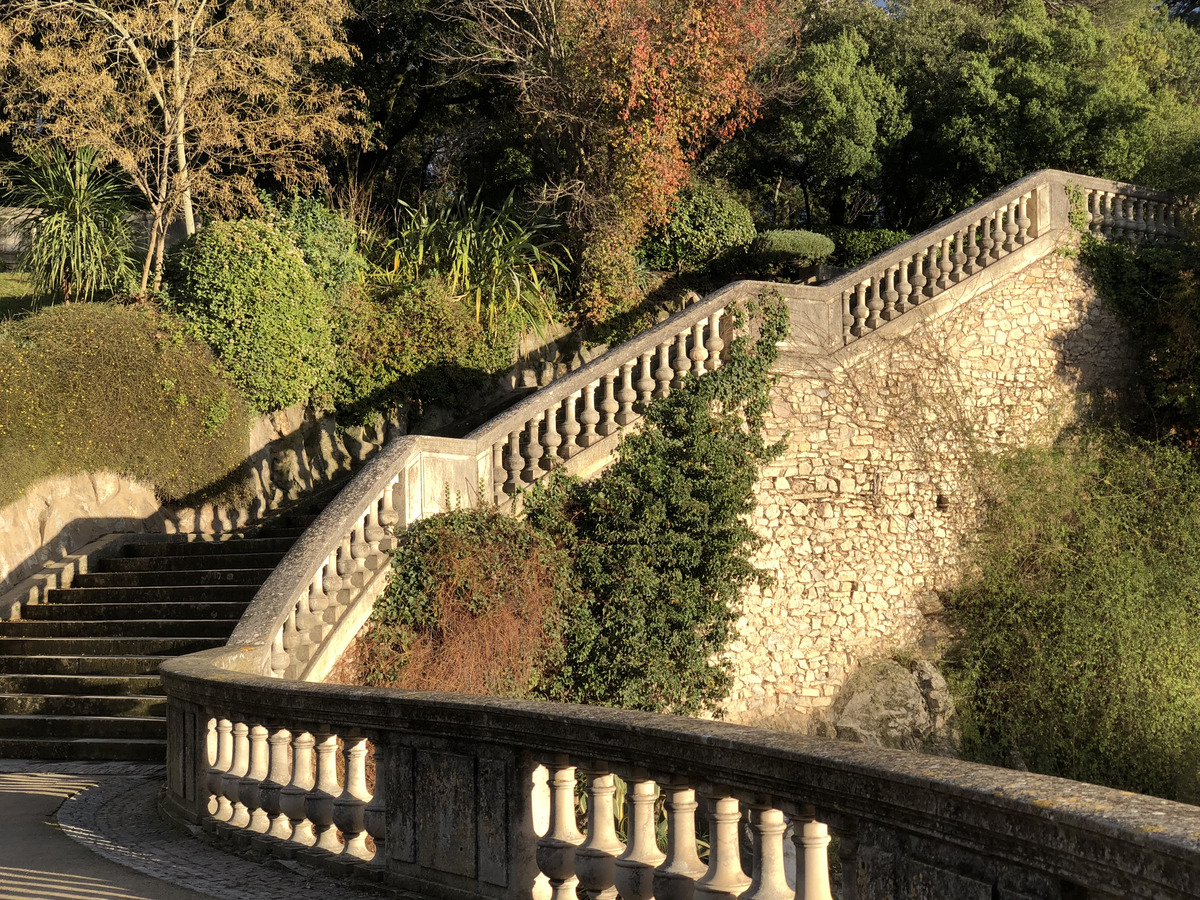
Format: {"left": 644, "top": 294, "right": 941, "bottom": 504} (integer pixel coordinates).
{"left": 6, "top": 144, "right": 136, "bottom": 303}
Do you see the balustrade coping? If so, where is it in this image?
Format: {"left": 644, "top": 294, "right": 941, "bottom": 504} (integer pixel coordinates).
{"left": 163, "top": 646, "right": 1200, "bottom": 897}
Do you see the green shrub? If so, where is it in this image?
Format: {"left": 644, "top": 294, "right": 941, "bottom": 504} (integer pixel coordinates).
{"left": 823, "top": 227, "right": 911, "bottom": 268}
{"left": 0, "top": 302, "right": 251, "bottom": 506}
{"left": 6, "top": 144, "right": 136, "bottom": 303}
{"left": 524, "top": 293, "right": 789, "bottom": 715}
{"left": 330, "top": 277, "right": 518, "bottom": 426}
{"left": 752, "top": 229, "right": 835, "bottom": 264}
{"left": 946, "top": 432, "right": 1200, "bottom": 799}
{"left": 261, "top": 194, "right": 366, "bottom": 298}
{"left": 639, "top": 182, "right": 757, "bottom": 272}
{"left": 167, "top": 219, "right": 335, "bottom": 413}
{"left": 361, "top": 506, "right": 576, "bottom": 697}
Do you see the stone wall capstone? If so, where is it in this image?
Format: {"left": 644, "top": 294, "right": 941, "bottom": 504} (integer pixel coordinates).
{"left": 725, "top": 238, "right": 1135, "bottom": 726}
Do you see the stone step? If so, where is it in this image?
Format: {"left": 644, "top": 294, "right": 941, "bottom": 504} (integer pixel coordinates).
{"left": 0, "top": 736, "right": 164, "bottom": 761}
{"left": 1, "top": 618, "right": 239, "bottom": 638}
{"left": 0, "top": 636, "right": 225, "bottom": 657}
{"left": 71, "top": 568, "right": 275, "bottom": 588}
{"left": 0, "top": 713, "right": 164, "bottom": 739}
{"left": 0, "top": 674, "right": 161, "bottom": 695}
{"left": 100, "top": 551, "right": 287, "bottom": 573}
{"left": 0, "top": 655, "right": 170, "bottom": 676}
{"left": 22, "top": 602, "right": 249, "bottom": 623}
{"left": 0, "top": 693, "right": 166, "bottom": 717}
{"left": 123, "top": 536, "right": 296, "bottom": 557}
{"left": 45, "top": 585, "right": 260, "bottom": 604}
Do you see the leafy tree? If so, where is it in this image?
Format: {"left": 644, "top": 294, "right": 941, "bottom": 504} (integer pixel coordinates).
{"left": 443, "top": 0, "right": 785, "bottom": 321}
{"left": 0, "top": 0, "right": 365, "bottom": 293}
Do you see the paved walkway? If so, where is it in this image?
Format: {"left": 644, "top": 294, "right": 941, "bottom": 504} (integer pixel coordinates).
{"left": 0, "top": 761, "right": 388, "bottom": 900}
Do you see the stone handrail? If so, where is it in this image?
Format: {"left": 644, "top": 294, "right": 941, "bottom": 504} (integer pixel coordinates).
{"left": 161, "top": 646, "right": 1200, "bottom": 899}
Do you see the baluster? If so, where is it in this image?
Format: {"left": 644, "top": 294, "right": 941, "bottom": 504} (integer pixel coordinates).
{"left": 220, "top": 721, "right": 250, "bottom": 827}
{"left": 579, "top": 383, "right": 601, "bottom": 448}
{"left": 323, "top": 550, "right": 344, "bottom": 600}
{"left": 306, "top": 728, "right": 342, "bottom": 854}
{"left": 964, "top": 222, "right": 980, "bottom": 275}
{"left": 269, "top": 632, "right": 288, "bottom": 677}
{"left": 1101, "top": 192, "right": 1115, "bottom": 239}
{"left": 536, "top": 757, "right": 584, "bottom": 900}
{"left": 333, "top": 732, "right": 372, "bottom": 860}
{"left": 654, "top": 341, "right": 674, "bottom": 398}
{"left": 841, "top": 290, "right": 854, "bottom": 344}
{"left": 742, "top": 804, "right": 792, "bottom": 900}
{"left": 1016, "top": 193, "right": 1031, "bottom": 245}
{"left": 523, "top": 415, "right": 543, "bottom": 482}
{"left": 705, "top": 308, "right": 725, "bottom": 369}
{"left": 364, "top": 738, "right": 388, "bottom": 868}
{"left": 895, "top": 257, "right": 912, "bottom": 314}
{"left": 865, "top": 277, "right": 884, "bottom": 330}
{"left": 207, "top": 717, "right": 233, "bottom": 818}
{"left": 951, "top": 230, "right": 967, "bottom": 282}
{"left": 1135, "top": 198, "right": 1148, "bottom": 242}
{"left": 261, "top": 725, "right": 292, "bottom": 842}
{"left": 1113, "top": 194, "right": 1127, "bottom": 239}
{"left": 378, "top": 475, "right": 399, "bottom": 527}
{"left": 349, "top": 515, "right": 370, "bottom": 569}
{"left": 652, "top": 780, "right": 707, "bottom": 900}
{"left": 1002, "top": 203, "right": 1018, "bottom": 254}
{"left": 280, "top": 730, "right": 317, "bottom": 847}
{"left": 597, "top": 373, "right": 619, "bottom": 437}
{"left": 576, "top": 765, "right": 625, "bottom": 900}
{"left": 908, "top": 249, "right": 926, "bottom": 302}
{"left": 694, "top": 794, "right": 750, "bottom": 900}
{"left": 671, "top": 330, "right": 691, "bottom": 388}
{"left": 238, "top": 723, "right": 269, "bottom": 833}
{"left": 850, "top": 281, "right": 869, "bottom": 337}
{"left": 504, "top": 430, "right": 523, "bottom": 494}
{"left": 335, "top": 534, "right": 354, "bottom": 580}
{"left": 364, "top": 497, "right": 386, "bottom": 552}
{"left": 560, "top": 392, "right": 582, "bottom": 459}
{"left": 493, "top": 440, "right": 507, "bottom": 503}
{"left": 541, "top": 406, "right": 562, "bottom": 468}
{"left": 293, "top": 592, "right": 317, "bottom": 653}
{"left": 613, "top": 773, "right": 664, "bottom": 900}
{"left": 1087, "top": 190, "right": 1102, "bottom": 234}
{"left": 307, "top": 564, "right": 329, "bottom": 641}
{"left": 882, "top": 266, "right": 898, "bottom": 321}
{"left": 924, "top": 241, "right": 942, "bottom": 296}
{"left": 615, "top": 362, "right": 638, "bottom": 426}
{"left": 280, "top": 607, "right": 299, "bottom": 664}
{"left": 977, "top": 214, "right": 995, "bottom": 265}
{"left": 1146, "top": 200, "right": 1160, "bottom": 239}
{"left": 794, "top": 817, "right": 834, "bottom": 900}
{"left": 636, "top": 352, "right": 656, "bottom": 405}
{"left": 936, "top": 236, "right": 953, "bottom": 291}
{"left": 690, "top": 320, "right": 709, "bottom": 374}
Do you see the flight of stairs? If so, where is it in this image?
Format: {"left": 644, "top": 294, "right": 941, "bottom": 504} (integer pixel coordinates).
{"left": 0, "top": 514, "right": 315, "bottom": 761}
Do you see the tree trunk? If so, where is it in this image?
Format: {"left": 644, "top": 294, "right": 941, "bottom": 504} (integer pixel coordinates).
{"left": 140, "top": 209, "right": 162, "bottom": 296}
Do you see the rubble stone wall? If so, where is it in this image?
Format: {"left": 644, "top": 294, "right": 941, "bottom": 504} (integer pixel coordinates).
{"left": 725, "top": 239, "right": 1136, "bottom": 725}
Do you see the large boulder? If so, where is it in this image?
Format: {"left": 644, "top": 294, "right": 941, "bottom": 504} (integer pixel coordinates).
{"left": 812, "top": 657, "right": 961, "bottom": 755}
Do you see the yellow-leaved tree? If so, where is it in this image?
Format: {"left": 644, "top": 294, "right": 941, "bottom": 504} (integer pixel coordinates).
{"left": 0, "top": 0, "right": 365, "bottom": 293}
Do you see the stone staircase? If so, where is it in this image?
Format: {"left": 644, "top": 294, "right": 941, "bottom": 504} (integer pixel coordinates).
{"left": 0, "top": 512, "right": 316, "bottom": 761}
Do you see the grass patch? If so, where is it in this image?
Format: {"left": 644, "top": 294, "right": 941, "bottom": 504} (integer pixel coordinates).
{"left": 0, "top": 301, "right": 253, "bottom": 507}
{"left": 0, "top": 273, "right": 37, "bottom": 320}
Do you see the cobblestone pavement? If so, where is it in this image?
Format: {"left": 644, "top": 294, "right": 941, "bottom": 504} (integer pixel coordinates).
{"left": 0, "top": 761, "right": 392, "bottom": 900}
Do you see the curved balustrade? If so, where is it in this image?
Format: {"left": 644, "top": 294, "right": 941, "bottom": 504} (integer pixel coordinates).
{"left": 162, "top": 649, "right": 1200, "bottom": 900}
{"left": 161, "top": 168, "right": 1197, "bottom": 898}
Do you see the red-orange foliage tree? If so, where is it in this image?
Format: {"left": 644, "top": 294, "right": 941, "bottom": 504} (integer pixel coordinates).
{"left": 448, "top": 0, "right": 784, "bottom": 320}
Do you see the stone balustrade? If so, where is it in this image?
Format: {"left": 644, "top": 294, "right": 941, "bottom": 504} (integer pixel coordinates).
{"left": 160, "top": 169, "right": 1199, "bottom": 898}
{"left": 161, "top": 649, "right": 1200, "bottom": 900}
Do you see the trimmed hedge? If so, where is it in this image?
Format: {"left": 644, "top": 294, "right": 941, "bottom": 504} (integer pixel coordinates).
{"left": 752, "top": 229, "right": 835, "bottom": 264}
{"left": 824, "top": 227, "right": 912, "bottom": 268}
{"left": 0, "top": 302, "right": 251, "bottom": 506}
{"left": 166, "top": 219, "right": 336, "bottom": 414}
